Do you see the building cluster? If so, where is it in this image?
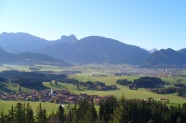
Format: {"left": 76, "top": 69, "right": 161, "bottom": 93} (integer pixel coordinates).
{"left": 0, "top": 89, "right": 108, "bottom": 105}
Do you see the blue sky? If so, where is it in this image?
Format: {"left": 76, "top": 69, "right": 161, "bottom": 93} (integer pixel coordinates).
{"left": 0, "top": 0, "right": 186, "bottom": 50}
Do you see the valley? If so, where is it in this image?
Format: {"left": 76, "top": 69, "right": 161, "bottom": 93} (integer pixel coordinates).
{"left": 0, "top": 33, "right": 186, "bottom": 122}
{"left": 0, "top": 64, "right": 186, "bottom": 109}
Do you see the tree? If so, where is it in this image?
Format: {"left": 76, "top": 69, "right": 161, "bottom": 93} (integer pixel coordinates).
{"left": 58, "top": 105, "right": 65, "bottom": 123}
{"left": 14, "top": 102, "right": 25, "bottom": 123}
{"left": 36, "top": 103, "right": 47, "bottom": 123}
{"left": 66, "top": 107, "right": 76, "bottom": 123}
{"left": 8, "top": 105, "right": 14, "bottom": 121}
{"left": 0, "top": 112, "right": 5, "bottom": 123}
{"left": 19, "top": 85, "right": 22, "bottom": 92}
{"left": 76, "top": 99, "right": 97, "bottom": 123}
{"left": 176, "top": 116, "right": 183, "bottom": 123}
{"left": 25, "top": 102, "right": 34, "bottom": 123}
{"left": 147, "top": 119, "right": 155, "bottom": 123}
{"left": 99, "top": 96, "right": 117, "bottom": 122}
{"left": 112, "top": 95, "right": 126, "bottom": 123}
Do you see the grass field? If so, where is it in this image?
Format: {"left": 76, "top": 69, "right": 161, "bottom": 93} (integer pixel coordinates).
{"left": 43, "top": 78, "right": 186, "bottom": 106}
{"left": 69, "top": 74, "right": 186, "bottom": 105}
{"left": 0, "top": 100, "right": 61, "bottom": 115}
{"left": 0, "top": 64, "right": 186, "bottom": 114}
{"left": 1, "top": 73, "right": 186, "bottom": 106}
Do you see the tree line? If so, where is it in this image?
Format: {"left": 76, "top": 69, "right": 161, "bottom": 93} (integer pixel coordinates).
{"left": 0, "top": 70, "right": 67, "bottom": 81}
{"left": 1, "top": 96, "right": 186, "bottom": 123}
{"left": 116, "top": 77, "right": 186, "bottom": 97}
{"left": 149, "top": 83, "right": 186, "bottom": 97}
{"left": 0, "top": 70, "right": 67, "bottom": 88}
{"left": 60, "top": 78, "right": 117, "bottom": 91}
{"left": 0, "top": 70, "right": 116, "bottom": 91}
{"left": 116, "top": 76, "right": 165, "bottom": 89}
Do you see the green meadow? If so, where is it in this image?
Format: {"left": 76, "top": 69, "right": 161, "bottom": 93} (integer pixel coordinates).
{"left": 68, "top": 74, "right": 186, "bottom": 105}
{"left": 0, "top": 100, "right": 61, "bottom": 115}
{"left": 0, "top": 64, "right": 186, "bottom": 115}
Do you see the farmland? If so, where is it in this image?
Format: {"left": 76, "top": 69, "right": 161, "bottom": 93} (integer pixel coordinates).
{"left": 0, "top": 64, "right": 186, "bottom": 115}
{"left": 0, "top": 100, "right": 60, "bottom": 114}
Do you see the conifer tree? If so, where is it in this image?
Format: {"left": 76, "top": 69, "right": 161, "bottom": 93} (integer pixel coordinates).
{"left": 18, "top": 85, "right": 22, "bottom": 92}
{"left": 0, "top": 112, "right": 5, "bottom": 123}
{"left": 66, "top": 107, "right": 76, "bottom": 123}
{"left": 36, "top": 103, "right": 47, "bottom": 123}
{"left": 112, "top": 95, "right": 126, "bottom": 123}
{"left": 99, "top": 96, "right": 117, "bottom": 122}
{"left": 25, "top": 102, "right": 34, "bottom": 123}
{"left": 58, "top": 105, "right": 65, "bottom": 123}
{"left": 14, "top": 102, "right": 25, "bottom": 123}
{"left": 8, "top": 105, "right": 14, "bottom": 121}
{"left": 76, "top": 99, "right": 97, "bottom": 123}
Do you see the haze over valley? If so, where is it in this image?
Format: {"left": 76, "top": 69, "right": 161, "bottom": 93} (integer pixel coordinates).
{"left": 1, "top": 1, "right": 186, "bottom": 123}
{"left": 0, "top": 32, "right": 186, "bottom": 68}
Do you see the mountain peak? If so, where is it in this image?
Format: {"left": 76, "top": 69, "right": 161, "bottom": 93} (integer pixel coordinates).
{"left": 59, "top": 34, "right": 77, "bottom": 43}
{"left": 149, "top": 48, "right": 158, "bottom": 53}
{"left": 42, "top": 36, "right": 150, "bottom": 65}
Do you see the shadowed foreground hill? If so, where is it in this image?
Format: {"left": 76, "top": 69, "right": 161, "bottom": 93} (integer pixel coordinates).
{"left": 0, "top": 47, "right": 16, "bottom": 63}
{"left": 0, "top": 47, "right": 70, "bottom": 66}
{"left": 143, "top": 48, "right": 186, "bottom": 68}
{"left": 42, "top": 36, "right": 151, "bottom": 64}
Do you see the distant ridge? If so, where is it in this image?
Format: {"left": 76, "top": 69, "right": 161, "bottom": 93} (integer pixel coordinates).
{"left": 0, "top": 32, "right": 77, "bottom": 53}
{"left": 1, "top": 32, "right": 186, "bottom": 67}
{"left": 0, "top": 32, "right": 151, "bottom": 65}
{"left": 143, "top": 48, "right": 186, "bottom": 68}
{"left": 42, "top": 36, "right": 151, "bottom": 64}
{"left": 149, "top": 48, "right": 158, "bottom": 53}
{"left": 0, "top": 32, "right": 48, "bottom": 53}
{"left": 178, "top": 48, "right": 186, "bottom": 56}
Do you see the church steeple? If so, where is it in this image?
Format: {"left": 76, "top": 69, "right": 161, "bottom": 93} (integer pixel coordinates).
{"left": 51, "top": 88, "right": 53, "bottom": 96}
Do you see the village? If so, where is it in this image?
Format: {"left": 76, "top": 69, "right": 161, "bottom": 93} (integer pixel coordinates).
{"left": 0, "top": 87, "right": 108, "bottom": 105}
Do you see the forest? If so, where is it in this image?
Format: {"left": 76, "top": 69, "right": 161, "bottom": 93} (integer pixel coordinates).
{"left": 60, "top": 78, "right": 117, "bottom": 91}
{"left": 116, "top": 77, "right": 165, "bottom": 88}
{"left": 0, "top": 71, "right": 117, "bottom": 91}
{"left": 0, "top": 96, "right": 186, "bottom": 123}
{"left": 0, "top": 70, "right": 67, "bottom": 88}
{"left": 116, "top": 77, "right": 186, "bottom": 97}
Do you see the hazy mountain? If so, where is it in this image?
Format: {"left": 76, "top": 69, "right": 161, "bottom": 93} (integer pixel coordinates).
{"left": 0, "top": 47, "right": 16, "bottom": 63}
{"left": 0, "top": 32, "right": 49, "bottom": 53}
{"left": 149, "top": 48, "right": 158, "bottom": 53}
{"left": 0, "top": 32, "right": 77, "bottom": 53}
{"left": 143, "top": 48, "right": 186, "bottom": 67}
{"left": 178, "top": 48, "right": 186, "bottom": 56}
{"left": 0, "top": 47, "right": 70, "bottom": 66}
{"left": 42, "top": 36, "right": 151, "bottom": 64}
{"left": 55, "top": 34, "right": 78, "bottom": 43}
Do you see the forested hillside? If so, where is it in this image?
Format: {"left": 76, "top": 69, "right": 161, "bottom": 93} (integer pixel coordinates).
{"left": 0, "top": 96, "right": 186, "bottom": 123}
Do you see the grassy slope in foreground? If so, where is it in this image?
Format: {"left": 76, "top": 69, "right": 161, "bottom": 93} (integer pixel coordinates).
{"left": 0, "top": 100, "right": 60, "bottom": 115}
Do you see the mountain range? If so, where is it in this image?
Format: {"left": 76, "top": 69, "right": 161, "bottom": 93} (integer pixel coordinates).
{"left": 143, "top": 48, "right": 186, "bottom": 68}
{"left": 0, "top": 32, "right": 185, "bottom": 67}
{"left": 41, "top": 36, "right": 150, "bottom": 64}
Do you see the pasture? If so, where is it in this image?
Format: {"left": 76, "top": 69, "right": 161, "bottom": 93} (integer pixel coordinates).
{"left": 68, "top": 74, "right": 186, "bottom": 105}
{"left": 0, "top": 64, "right": 186, "bottom": 114}
{"left": 0, "top": 100, "right": 61, "bottom": 115}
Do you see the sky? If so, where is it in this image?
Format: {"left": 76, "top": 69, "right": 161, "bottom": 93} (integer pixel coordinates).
{"left": 0, "top": 0, "right": 186, "bottom": 50}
